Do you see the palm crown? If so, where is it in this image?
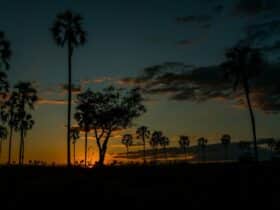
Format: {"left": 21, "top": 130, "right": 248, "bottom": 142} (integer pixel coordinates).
{"left": 51, "top": 10, "right": 86, "bottom": 50}
{"left": 221, "top": 45, "right": 264, "bottom": 90}
{"left": 136, "top": 126, "right": 150, "bottom": 140}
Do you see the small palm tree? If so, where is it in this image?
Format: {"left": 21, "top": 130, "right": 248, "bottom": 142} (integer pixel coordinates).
{"left": 75, "top": 89, "right": 93, "bottom": 167}
{"left": 136, "top": 126, "right": 150, "bottom": 163}
{"left": 51, "top": 10, "right": 87, "bottom": 167}
{"left": 150, "top": 131, "right": 162, "bottom": 162}
{"left": 159, "top": 136, "right": 169, "bottom": 160}
{"left": 70, "top": 126, "right": 80, "bottom": 165}
{"left": 13, "top": 82, "right": 37, "bottom": 165}
{"left": 179, "top": 135, "right": 190, "bottom": 160}
{"left": 239, "top": 141, "right": 252, "bottom": 161}
{"left": 0, "top": 125, "right": 8, "bottom": 161}
{"left": 221, "top": 44, "right": 265, "bottom": 161}
{"left": 221, "top": 134, "right": 231, "bottom": 161}
{"left": 121, "top": 134, "right": 133, "bottom": 158}
{"left": 266, "top": 138, "right": 276, "bottom": 160}
{"left": 197, "top": 137, "right": 208, "bottom": 162}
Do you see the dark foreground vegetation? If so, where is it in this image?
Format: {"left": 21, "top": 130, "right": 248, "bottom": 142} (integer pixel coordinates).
{"left": 0, "top": 162, "right": 279, "bottom": 209}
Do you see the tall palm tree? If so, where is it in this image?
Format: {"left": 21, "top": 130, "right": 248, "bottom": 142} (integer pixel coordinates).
{"left": 179, "top": 135, "right": 190, "bottom": 160}
{"left": 221, "top": 134, "right": 231, "bottom": 161}
{"left": 150, "top": 131, "right": 162, "bottom": 162}
{"left": 0, "top": 125, "right": 8, "bottom": 161}
{"left": 221, "top": 45, "right": 265, "bottom": 161}
{"left": 159, "top": 136, "right": 169, "bottom": 160}
{"left": 197, "top": 137, "right": 207, "bottom": 162}
{"left": 136, "top": 126, "right": 150, "bottom": 163}
{"left": 51, "top": 10, "right": 86, "bottom": 167}
{"left": 75, "top": 89, "right": 93, "bottom": 167}
{"left": 13, "top": 82, "right": 37, "bottom": 165}
{"left": 121, "top": 134, "right": 133, "bottom": 159}
{"left": 70, "top": 126, "right": 80, "bottom": 165}
{"left": 1, "top": 93, "right": 18, "bottom": 164}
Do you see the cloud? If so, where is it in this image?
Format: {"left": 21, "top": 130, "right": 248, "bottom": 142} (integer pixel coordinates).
{"left": 37, "top": 98, "right": 67, "bottom": 105}
{"left": 213, "top": 5, "right": 224, "bottom": 14}
{"left": 233, "top": 0, "right": 280, "bottom": 16}
{"left": 177, "top": 39, "right": 194, "bottom": 46}
{"left": 262, "top": 40, "right": 280, "bottom": 52}
{"left": 59, "top": 84, "right": 82, "bottom": 94}
{"left": 120, "top": 62, "right": 280, "bottom": 113}
{"left": 176, "top": 15, "right": 212, "bottom": 24}
{"left": 177, "top": 36, "right": 206, "bottom": 47}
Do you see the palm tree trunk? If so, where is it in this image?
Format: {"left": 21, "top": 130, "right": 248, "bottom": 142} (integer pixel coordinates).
{"left": 126, "top": 146, "right": 129, "bottom": 159}
{"left": 21, "top": 131, "right": 25, "bottom": 164}
{"left": 84, "top": 131, "right": 88, "bottom": 168}
{"left": 73, "top": 142, "right": 76, "bottom": 164}
{"left": 8, "top": 126, "right": 13, "bottom": 164}
{"left": 244, "top": 81, "right": 258, "bottom": 161}
{"left": 19, "top": 129, "right": 24, "bottom": 165}
{"left": 67, "top": 38, "right": 72, "bottom": 167}
{"left": 0, "top": 140, "right": 2, "bottom": 161}
{"left": 143, "top": 137, "right": 146, "bottom": 163}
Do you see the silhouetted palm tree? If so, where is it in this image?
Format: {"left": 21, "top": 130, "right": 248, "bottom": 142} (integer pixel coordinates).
{"left": 221, "top": 45, "right": 265, "bottom": 161}
{"left": 51, "top": 10, "right": 86, "bottom": 166}
{"left": 0, "top": 125, "right": 7, "bottom": 161}
{"left": 0, "top": 31, "right": 12, "bottom": 71}
{"left": 75, "top": 89, "right": 93, "bottom": 167}
{"left": 221, "top": 134, "right": 231, "bottom": 161}
{"left": 179, "top": 135, "right": 190, "bottom": 160}
{"left": 197, "top": 137, "right": 208, "bottom": 162}
{"left": 121, "top": 134, "right": 133, "bottom": 158}
{"left": 70, "top": 126, "right": 80, "bottom": 164}
{"left": 1, "top": 93, "right": 18, "bottom": 164}
{"left": 266, "top": 138, "right": 276, "bottom": 159}
{"left": 239, "top": 140, "right": 252, "bottom": 161}
{"left": 159, "top": 136, "right": 169, "bottom": 159}
{"left": 13, "top": 82, "right": 37, "bottom": 165}
{"left": 150, "top": 131, "right": 162, "bottom": 162}
{"left": 136, "top": 126, "right": 150, "bottom": 163}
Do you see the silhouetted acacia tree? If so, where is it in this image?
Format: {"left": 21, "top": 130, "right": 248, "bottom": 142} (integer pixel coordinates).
{"left": 0, "top": 125, "right": 7, "bottom": 160}
{"left": 159, "top": 135, "right": 169, "bottom": 160}
{"left": 221, "top": 134, "right": 231, "bottom": 160}
{"left": 51, "top": 10, "right": 86, "bottom": 167}
{"left": 197, "top": 137, "right": 207, "bottom": 162}
{"left": 150, "top": 131, "right": 162, "bottom": 162}
{"left": 1, "top": 93, "right": 17, "bottom": 164}
{"left": 136, "top": 126, "right": 150, "bottom": 163}
{"left": 179, "top": 135, "right": 190, "bottom": 160}
{"left": 70, "top": 126, "right": 80, "bottom": 164}
{"left": 221, "top": 45, "right": 265, "bottom": 161}
{"left": 75, "top": 89, "right": 93, "bottom": 167}
{"left": 121, "top": 134, "right": 133, "bottom": 158}
{"left": 13, "top": 82, "right": 37, "bottom": 165}
{"left": 86, "top": 86, "right": 145, "bottom": 166}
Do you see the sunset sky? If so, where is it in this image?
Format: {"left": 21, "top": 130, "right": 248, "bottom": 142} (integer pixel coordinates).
{"left": 0, "top": 0, "right": 280, "bottom": 164}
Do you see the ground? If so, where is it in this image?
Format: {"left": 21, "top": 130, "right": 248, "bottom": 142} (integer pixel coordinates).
{"left": 0, "top": 161, "right": 279, "bottom": 209}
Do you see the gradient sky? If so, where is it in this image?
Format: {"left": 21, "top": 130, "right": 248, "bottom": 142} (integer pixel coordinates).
{"left": 0, "top": 0, "right": 279, "bottom": 164}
